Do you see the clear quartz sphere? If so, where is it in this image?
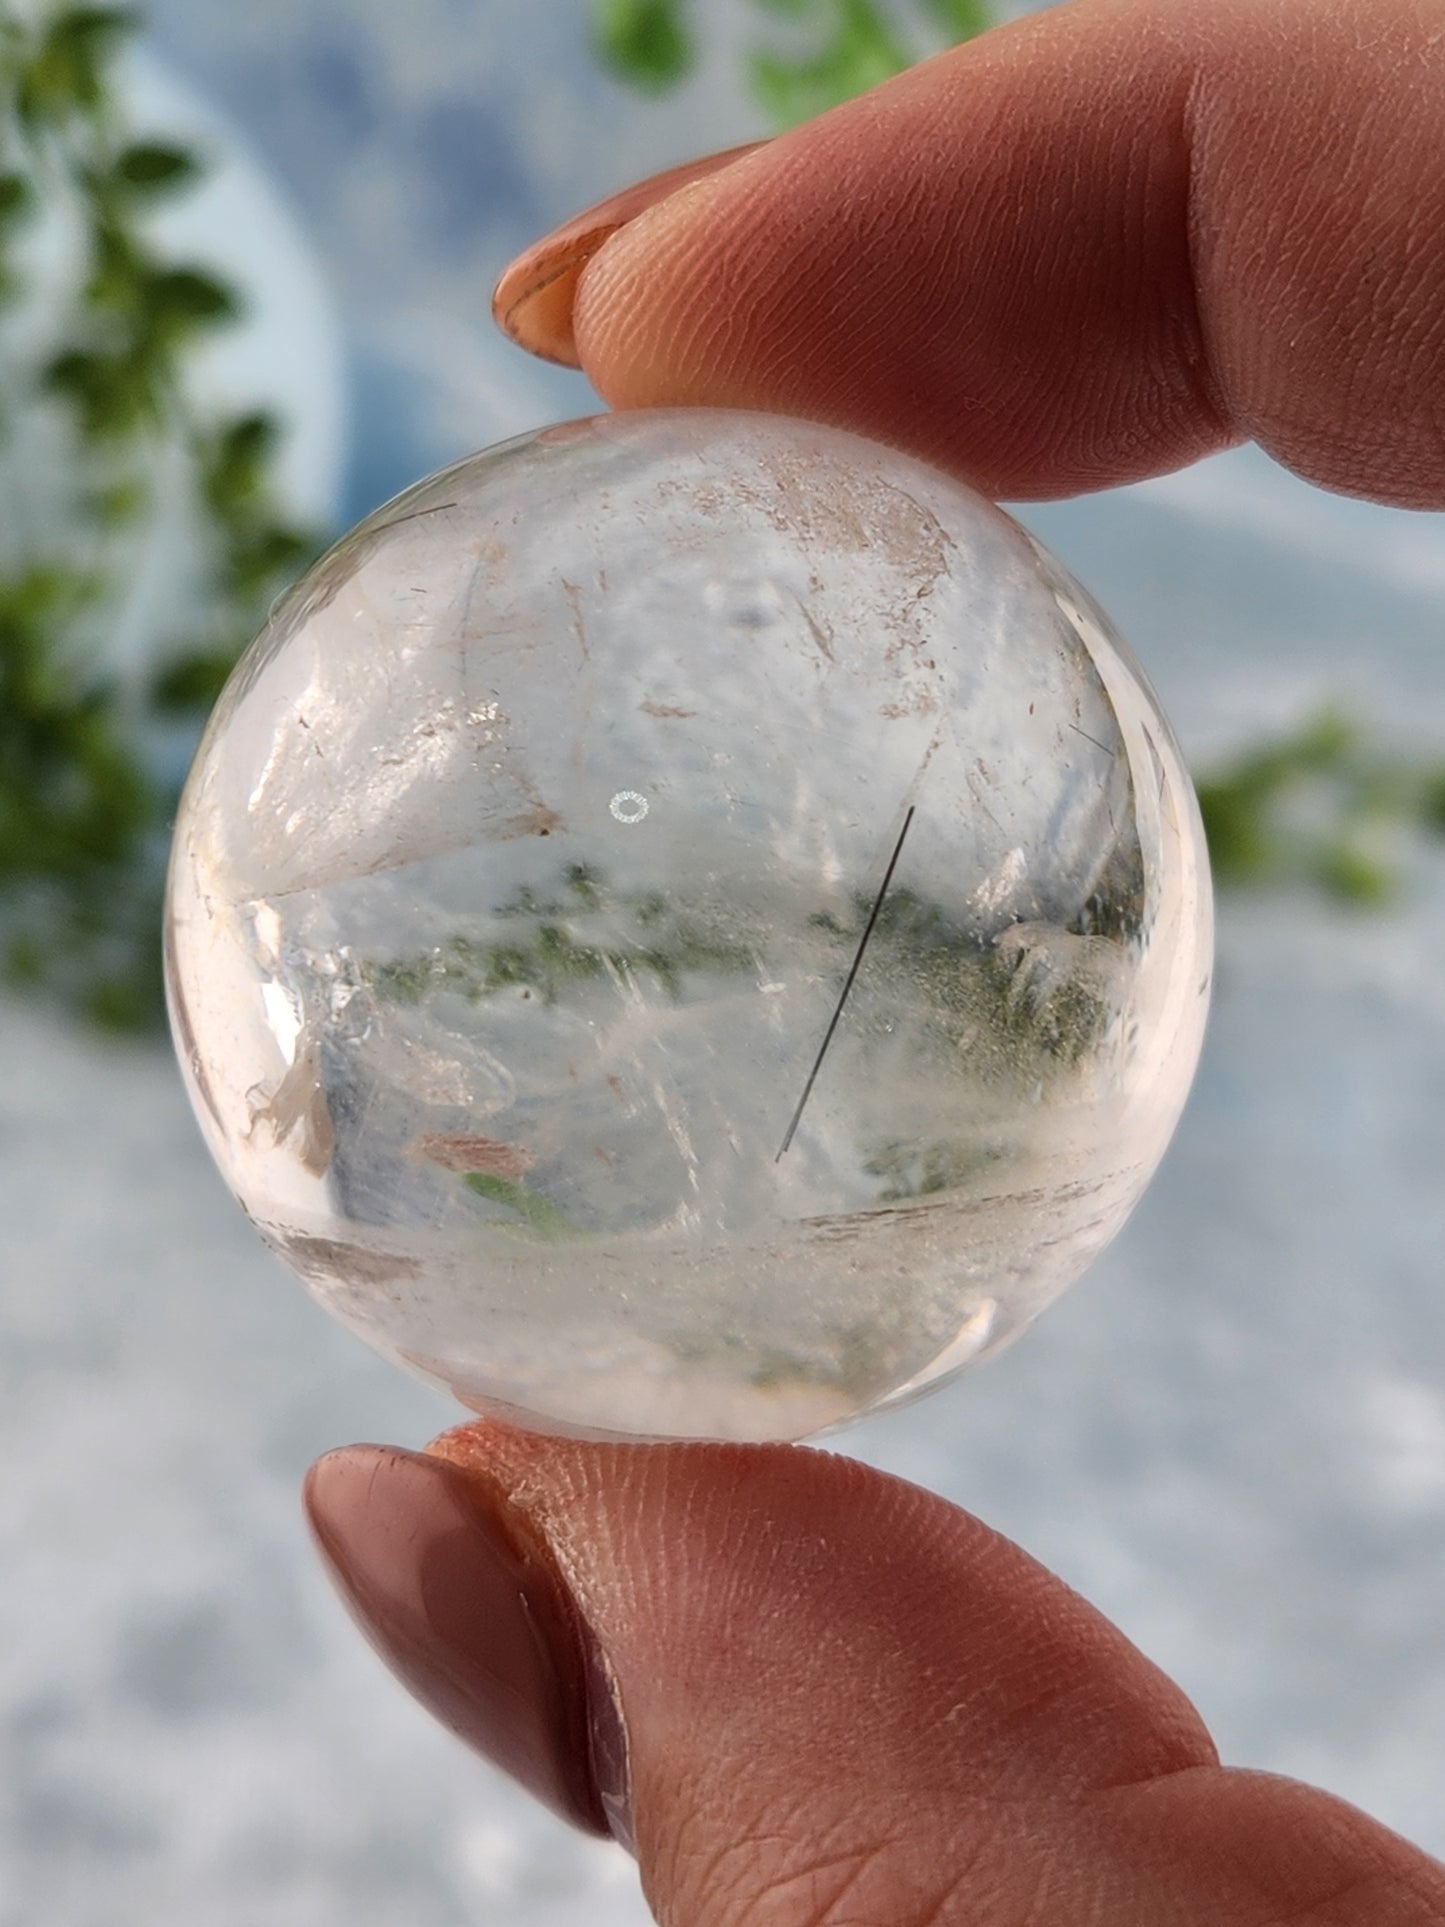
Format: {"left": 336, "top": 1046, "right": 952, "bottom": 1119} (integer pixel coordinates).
{"left": 166, "top": 410, "right": 1212, "bottom": 1443}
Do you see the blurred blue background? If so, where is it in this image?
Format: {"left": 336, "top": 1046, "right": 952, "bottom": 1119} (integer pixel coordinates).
{"left": 3, "top": 3, "right": 1444, "bottom": 1922}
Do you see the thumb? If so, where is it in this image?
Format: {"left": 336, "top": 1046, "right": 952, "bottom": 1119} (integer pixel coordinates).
{"left": 304, "top": 1426, "right": 1445, "bottom": 1926}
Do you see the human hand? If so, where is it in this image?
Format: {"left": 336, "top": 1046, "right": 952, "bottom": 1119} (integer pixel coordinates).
{"left": 493, "top": 0, "right": 1445, "bottom": 511}
{"left": 306, "top": 2, "right": 1445, "bottom": 1920}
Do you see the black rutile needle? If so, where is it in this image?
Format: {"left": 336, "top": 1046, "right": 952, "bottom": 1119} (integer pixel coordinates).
{"left": 777, "top": 806, "right": 915, "bottom": 1162}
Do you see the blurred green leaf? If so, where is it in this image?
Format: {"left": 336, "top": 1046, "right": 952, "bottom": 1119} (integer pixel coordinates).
{"left": 149, "top": 646, "right": 241, "bottom": 715}
{"left": 15, "top": 5, "right": 135, "bottom": 126}
{"left": 1317, "top": 842, "right": 1394, "bottom": 908}
{"left": 0, "top": 6, "right": 325, "bottom": 1028}
{"left": 83, "top": 217, "right": 145, "bottom": 311}
{"left": 917, "top": 0, "right": 990, "bottom": 37}
{"left": 1195, "top": 775, "right": 1271, "bottom": 885}
{"left": 4, "top": 932, "right": 45, "bottom": 988}
{"left": 222, "top": 523, "right": 315, "bottom": 602}
{"left": 113, "top": 140, "right": 202, "bottom": 194}
{"left": 1196, "top": 708, "right": 1444, "bottom": 902}
{"left": 593, "top": 0, "right": 694, "bottom": 90}
{"left": 591, "top": 0, "right": 995, "bottom": 120}
{"left": 199, "top": 410, "right": 278, "bottom": 516}
{"left": 751, "top": 0, "right": 910, "bottom": 127}
{"left": 0, "top": 171, "right": 33, "bottom": 229}
{"left": 48, "top": 5, "right": 137, "bottom": 43}
{"left": 42, "top": 345, "right": 156, "bottom": 438}
{"left": 84, "top": 963, "right": 160, "bottom": 1031}
{"left": 83, "top": 477, "right": 150, "bottom": 525}
{"left": 143, "top": 264, "right": 239, "bottom": 332}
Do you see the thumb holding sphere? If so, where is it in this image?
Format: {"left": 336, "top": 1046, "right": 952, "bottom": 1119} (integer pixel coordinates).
{"left": 304, "top": 1425, "right": 1445, "bottom": 1925}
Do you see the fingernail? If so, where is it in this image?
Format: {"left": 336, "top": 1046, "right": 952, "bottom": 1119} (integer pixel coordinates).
{"left": 304, "top": 1444, "right": 631, "bottom": 1845}
{"left": 493, "top": 140, "right": 766, "bottom": 366}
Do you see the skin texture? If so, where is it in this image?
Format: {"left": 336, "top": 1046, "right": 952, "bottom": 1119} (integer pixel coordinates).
{"left": 307, "top": 1, "right": 1445, "bottom": 1920}
{"left": 308, "top": 1430, "right": 1445, "bottom": 1926}
{"left": 492, "top": 142, "right": 766, "bottom": 368}
{"left": 539, "top": 0, "right": 1445, "bottom": 506}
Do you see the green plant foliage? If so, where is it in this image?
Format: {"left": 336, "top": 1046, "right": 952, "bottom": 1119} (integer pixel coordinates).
{"left": 0, "top": 2, "right": 322, "bottom": 1028}
{"left": 751, "top": 0, "right": 909, "bottom": 127}
{"left": 1196, "top": 710, "right": 1445, "bottom": 907}
{"left": 112, "top": 138, "right": 198, "bottom": 192}
{"left": 592, "top": 0, "right": 990, "bottom": 126}
{"left": 593, "top": 0, "right": 693, "bottom": 92}
{"left": 11, "top": 6, "right": 135, "bottom": 129}
{"left": 918, "top": 0, "right": 989, "bottom": 35}
{"left": 0, "top": 167, "right": 30, "bottom": 221}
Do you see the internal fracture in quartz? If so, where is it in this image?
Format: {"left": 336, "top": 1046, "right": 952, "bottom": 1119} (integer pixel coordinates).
{"left": 166, "top": 409, "right": 1212, "bottom": 1442}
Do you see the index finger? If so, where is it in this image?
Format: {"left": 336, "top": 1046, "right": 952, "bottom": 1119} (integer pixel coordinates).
{"left": 497, "top": 0, "right": 1445, "bottom": 507}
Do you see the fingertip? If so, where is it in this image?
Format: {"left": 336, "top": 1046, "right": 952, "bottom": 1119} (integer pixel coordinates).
{"left": 493, "top": 141, "right": 770, "bottom": 368}
{"left": 568, "top": 163, "right": 767, "bottom": 409}
{"left": 306, "top": 1432, "right": 1445, "bottom": 1922}
{"left": 302, "top": 1442, "right": 404, "bottom": 1562}
{"left": 303, "top": 1440, "right": 616, "bottom": 1838}
{"left": 568, "top": 45, "right": 1225, "bottom": 493}
{"left": 493, "top": 248, "right": 591, "bottom": 368}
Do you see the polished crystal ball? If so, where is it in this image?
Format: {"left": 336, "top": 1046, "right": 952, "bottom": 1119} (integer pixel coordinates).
{"left": 166, "top": 410, "right": 1212, "bottom": 1442}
